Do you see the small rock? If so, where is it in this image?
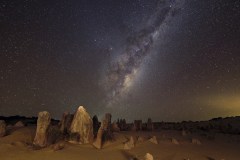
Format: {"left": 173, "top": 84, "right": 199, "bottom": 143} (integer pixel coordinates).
{"left": 14, "top": 121, "right": 25, "bottom": 127}
{"left": 145, "top": 153, "right": 153, "bottom": 160}
{"left": 191, "top": 138, "right": 201, "bottom": 145}
{"left": 137, "top": 136, "right": 145, "bottom": 142}
{"left": 171, "top": 138, "right": 179, "bottom": 145}
{"left": 149, "top": 136, "right": 158, "bottom": 144}
{"left": 52, "top": 142, "right": 65, "bottom": 151}
{"left": 181, "top": 130, "right": 187, "bottom": 136}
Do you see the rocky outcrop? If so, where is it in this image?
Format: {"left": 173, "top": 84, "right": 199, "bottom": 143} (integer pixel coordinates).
{"left": 92, "top": 127, "right": 104, "bottom": 149}
{"left": 93, "top": 113, "right": 113, "bottom": 149}
{"left": 60, "top": 112, "right": 73, "bottom": 134}
{"left": 0, "top": 120, "right": 6, "bottom": 137}
{"left": 69, "top": 106, "right": 93, "bottom": 144}
{"left": 92, "top": 115, "right": 100, "bottom": 137}
{"left": 33, "top": 111, "right": 51, "bottom": 147}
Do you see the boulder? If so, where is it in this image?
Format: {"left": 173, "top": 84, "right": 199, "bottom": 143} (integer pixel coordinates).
{"left": 149, "top": 136, "right": 158, "bottom": 144}
{"left": 145, "top": 153, "right": 154, "bottom": 160}
{"left": 171, "top": 138, "right": 179, "bottom": 145}
{"left": 60, "top": 112, "right": 73, "bottom": 134}
{"left": 14, "top": 121, "right": 25, "bottom": 127}
{"left": 0, "top": 120, "right": 6, "bottom": 137}
{"left": 33, "top": 111, "right": 51, "bottom": 147}
{"left": 69, "top": 106, "right": 94, "bottom": 144}
{"left": 191, "top": 138, "right": 201, "bottom": 145}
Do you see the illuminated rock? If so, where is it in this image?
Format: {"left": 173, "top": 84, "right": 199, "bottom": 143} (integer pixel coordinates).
{"left": 69, "top": 106, "right": 93, "bottom": 144}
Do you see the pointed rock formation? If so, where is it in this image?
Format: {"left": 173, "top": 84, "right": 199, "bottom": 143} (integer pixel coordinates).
{"left": 149, "top": 136, "right": 158, "bottom": 144}
{"left": 124, "top": 136, "right": 135, "bottom": 150}
{"left": 69, "top": 106, "right": 93, "bottom": 144}
{"left": 33, "top": 111, "right": 51, "bottom": 147}
{"left": 0, "top": 120, "right": 6, "bottom": 137}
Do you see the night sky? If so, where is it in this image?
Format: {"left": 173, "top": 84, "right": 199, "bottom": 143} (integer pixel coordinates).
{"left": 1, "top": 0, "right": 240, "bottom": 122}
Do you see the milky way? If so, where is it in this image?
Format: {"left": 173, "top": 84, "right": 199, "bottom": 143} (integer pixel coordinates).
{"left": 1, "top": 0, "right": 240, "bottom": 121}
{"left": 103, "top": 0, "right": 184, "bottom": 107}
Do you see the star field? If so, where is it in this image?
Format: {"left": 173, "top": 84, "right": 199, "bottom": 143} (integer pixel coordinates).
{"left": 0, "top": 0, "right": 240, "bottom": 122}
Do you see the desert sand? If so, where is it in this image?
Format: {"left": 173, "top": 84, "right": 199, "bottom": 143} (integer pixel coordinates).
{"left": 0, "top": 125, "right": 240, "bottom": 160}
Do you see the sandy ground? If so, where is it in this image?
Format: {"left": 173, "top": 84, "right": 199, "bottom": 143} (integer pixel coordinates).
{"left": 0, "top": 126, "right": 240, "bottom": 160}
